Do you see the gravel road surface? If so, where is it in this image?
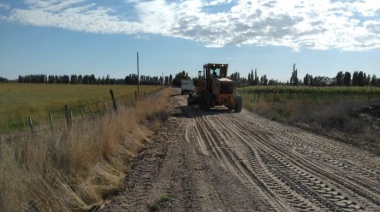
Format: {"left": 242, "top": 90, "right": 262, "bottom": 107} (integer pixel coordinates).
{"left": 100, "top": 88, "right": 380, "bottom": 212}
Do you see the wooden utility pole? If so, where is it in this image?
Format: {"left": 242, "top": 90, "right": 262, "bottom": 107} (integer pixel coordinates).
{"left": 137, "top": 52, "right": 140, "bottom": 97}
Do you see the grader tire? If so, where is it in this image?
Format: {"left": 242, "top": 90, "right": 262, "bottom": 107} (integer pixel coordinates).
{"left": 199, "top": 94, "right": 205, "bottom": 109}
{"left": 204, "top": 95, "right": 211, "bottom": 111}
{"left": 234, "top": 96, "right": 243, "bottom": 113}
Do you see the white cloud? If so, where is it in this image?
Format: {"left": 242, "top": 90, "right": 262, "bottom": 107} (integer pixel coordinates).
{"left": 2, "top": 0, "right": 380, "bottom": 51}
{"left": 352, "top": 0, "right": 380, "bottom": 17}
{"left": 133, "top": 0, "right": 176, "bottom": 34}
{"left": 8, "top": 2, "right": 143, "bottom": 34}
{"left": 0, "top": 3, "right": 10, "bottom": 10}
{"left": 24, "top": 0, "right": 90, "bottom": 12}
{"left": 0, "top": 3, "right": 11, "bottom": 21}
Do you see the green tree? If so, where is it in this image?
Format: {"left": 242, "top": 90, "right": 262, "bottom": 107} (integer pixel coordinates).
{"left": 352, "top": 71, "right": 358, "bottom": 86}
{"left": 336, "top": 71, "right": 344, "bottom": 86}
{"left": 254, "top": 69, "right": 259, "bottom": 85}
{"left": 106, "top": 75, "right": 110, "bottom": 85}
{"left": 172, "top": 70, "right": 191, "bottom": 86}
{"left": 343, "top": 72, "right": 351, "bottom": 86}
{"left": 358, "top": 71, "right": 364, "bottom": 86}
{"left": 304, "top": 74, "right": 312, "bottom": 86}
{"left": 290, "top": 64, "right": 298, "bottom": 86}
{"left": 371, "top": 75, "right": 377, "bottom": 86}
{"left": 260, "top": 75, "right": 268, "bottom": 85}
{"left": 0, "top": 76, "right": 9, "bottom": 83}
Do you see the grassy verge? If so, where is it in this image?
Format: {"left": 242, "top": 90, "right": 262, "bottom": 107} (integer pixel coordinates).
{"left": 240, "top": 87, "right": 380, "bottom": 154}
{"left": 0, "top": 88, "right": 170, "bottom": 211}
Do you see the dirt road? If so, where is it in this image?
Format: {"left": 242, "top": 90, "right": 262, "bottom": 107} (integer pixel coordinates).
{"left": 100, "top": 88, "right": 380, "bottom": 212}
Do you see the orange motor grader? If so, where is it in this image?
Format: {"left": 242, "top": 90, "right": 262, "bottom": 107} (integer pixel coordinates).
{"left": 188, "top": 63, "right": 242, "bottom": 112}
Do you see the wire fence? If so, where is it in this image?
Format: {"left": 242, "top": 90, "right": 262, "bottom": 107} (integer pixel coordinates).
{"left": 0, "top": 88, "right": 164, "bottom": 134}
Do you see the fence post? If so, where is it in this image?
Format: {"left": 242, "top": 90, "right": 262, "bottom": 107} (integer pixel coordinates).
{"left": 110, "top": 90, "right": 118, "bottom": 111}
{"left": 64, "top": 105, "right": 72, "bottom": 129}
{"left": 88, "top": 106, "right": 95, "bottom": 119}
{"left": 135, "top": 91, "right": 137, "bottom": 101}
{"left": 28, "top": 117, "right": 34, "bottom": 134}
{"left": 80, "top": 108, "right": 85, "bottom": 118}
{"left": 96, "top": 104, "right": 101, "bottom": 114}
{"left": 257, "top": 93, "right": 260, "bottom": 104}
{"left": 49, "top": 112, "right": 54, "bottom": 132}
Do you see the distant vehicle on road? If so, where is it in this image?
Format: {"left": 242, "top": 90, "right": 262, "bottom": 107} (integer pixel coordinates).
{"left": 180, "top": 80, "right": 196, "bottom": 95}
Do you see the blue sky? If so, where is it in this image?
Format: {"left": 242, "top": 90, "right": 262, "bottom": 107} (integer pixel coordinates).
{"left": 1, "top": 0, "right": 380, "bottom": 82}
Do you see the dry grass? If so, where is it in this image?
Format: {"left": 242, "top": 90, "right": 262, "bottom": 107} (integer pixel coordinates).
{"left": 241, "top": 92, "right": 380, "bottom": 154}
{"left": 0, "top": 88, "right": 170, "bottom": 211}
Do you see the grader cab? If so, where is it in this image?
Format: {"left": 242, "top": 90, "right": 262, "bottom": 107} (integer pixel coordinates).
{"left": 193, "top": 63, "right": 242, "bottom": 112}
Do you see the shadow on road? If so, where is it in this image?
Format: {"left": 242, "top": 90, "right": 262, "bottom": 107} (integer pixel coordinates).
{"left": 169, "top": 94, "right": 183, "bottom": 97}
{"left": 169, "top": 87, "right": 238, "bottom": 119}
{"left": 174, "top": 104, "right": 236, "bottom": 119}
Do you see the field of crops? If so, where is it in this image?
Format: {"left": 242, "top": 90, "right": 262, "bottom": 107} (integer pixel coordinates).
{"left": 0, "top": 83, "right": 162, "bottom": 132}
{"left": 239, "top": 85, "right": 380, "bottom": 105}
{"left": 239, "top": 85, "right": 380, "bottom": 94}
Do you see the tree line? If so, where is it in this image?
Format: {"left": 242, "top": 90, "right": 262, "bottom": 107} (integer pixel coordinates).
{"left": 0, "top": 76, "right": 9, "bottom": 83}
{"left": 172, "top": 64, "right": 379, "bottom": 88}
{"left": 244, "top": 64, "right": 379, "bottom": 87}
{"left": 14, "top": 74, "right": 173, "bottom": 85}
{"left": 302, "top": 69, "right": 378, "bottom": 87}
{"left": 2, "top": 65, "right": 379, "bottom": 87}
{"left": 230, "top": 69, "right": 276, "bottom": 86}
{"left": 333, "top": 71, "right": 378, "bottom": 87}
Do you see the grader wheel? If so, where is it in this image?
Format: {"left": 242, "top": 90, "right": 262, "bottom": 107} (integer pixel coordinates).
{"left": 204, "top": 94, "right": 211, "bottom": 111}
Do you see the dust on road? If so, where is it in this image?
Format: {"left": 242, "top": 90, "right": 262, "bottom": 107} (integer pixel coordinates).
{"left": 100, "top": 88, "right": 380, "bottom": 212}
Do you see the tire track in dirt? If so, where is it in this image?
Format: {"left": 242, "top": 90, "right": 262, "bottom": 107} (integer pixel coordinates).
{"left": 230, "top": 112, "right": 380, "bottom": 211}
{"left": 192, "top": 113, "right": 320, "bottom": 211}
{"left": 192, "top": 114, "right": 283, "bottom": 209}
{"left": 100, "top": 93, "right": 274, "bottom": 212}
{"left": 100, "top": 91, "right": 379, "bottom": 212}
{"left": 188, "top": 106, "right": 380, "bottom": 211}
{"left": 227, "top": 112, "right": 380, "bottom": 208}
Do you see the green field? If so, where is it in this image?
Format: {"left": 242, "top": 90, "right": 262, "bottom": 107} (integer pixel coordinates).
{"left": 239, "top": 85, "right": 380, "bottom": 95}
{"left": 0, "top": 83, "right": 162, "bottom": 132}
{"left": 239, "top": 85, "right": 380, "bottom": 105}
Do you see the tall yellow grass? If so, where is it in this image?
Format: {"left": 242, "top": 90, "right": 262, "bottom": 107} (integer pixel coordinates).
{"left": 241, "top": 91, "right": 380, "bottom": 152}
{"left": 0, "top": 88, "right": 170, "bottom": 211}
